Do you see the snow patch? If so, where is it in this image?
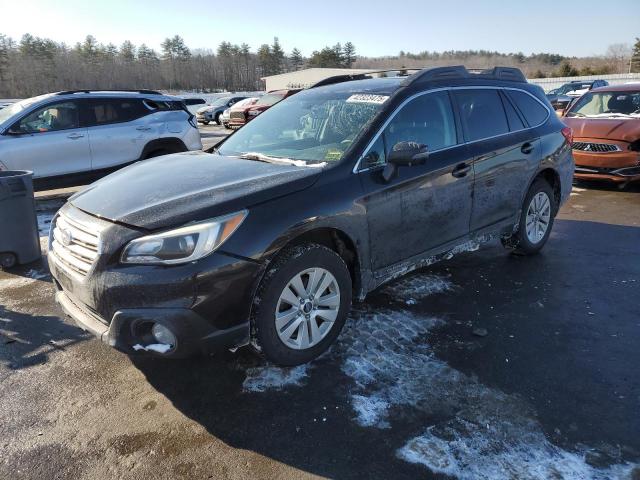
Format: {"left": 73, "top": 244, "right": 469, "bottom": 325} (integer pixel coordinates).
{"left": 398, "top": 425, "right": 637, "bottom": 480}
{"left": 132, "top": 343, "right": 172, "bottom": 354}
{"left": 243, "top": 364, "right": 308, "bottom": 392}
{"left": 383, "top": 273, "right": 453, "bottom": 304}
{"left": 334, "top": 298, "right": 638, "bottom": 478}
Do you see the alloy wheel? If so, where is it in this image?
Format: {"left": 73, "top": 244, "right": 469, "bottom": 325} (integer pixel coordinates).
{"left": 525, "top": 191, "right": 551, "bottom": 244}
{"left": 275, "top": 267, "right": 340, "bottom": 350}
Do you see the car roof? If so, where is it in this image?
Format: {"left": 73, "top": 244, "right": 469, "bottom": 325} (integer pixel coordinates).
{"left": 590, "top": 83, "right": 640, "bottom": 93}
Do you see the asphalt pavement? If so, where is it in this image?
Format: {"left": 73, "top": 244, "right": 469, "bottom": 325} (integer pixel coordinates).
{"left": 0, "top": 181, "right": 639, "bottom": 479}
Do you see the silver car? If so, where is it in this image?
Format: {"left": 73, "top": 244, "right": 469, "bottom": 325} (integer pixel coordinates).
{"left": 0, "top": 90, "right": 202, "bottom": 186}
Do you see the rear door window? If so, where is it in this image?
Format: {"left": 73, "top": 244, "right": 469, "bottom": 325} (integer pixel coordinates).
{"left": 505, "top": 90, "right": 549, "bottom": 127}
{"left": 454, "top": 89, "right": 509, "bottom": 142}
{"left": 86, "top": 98, "right": 147, "bottom": 126}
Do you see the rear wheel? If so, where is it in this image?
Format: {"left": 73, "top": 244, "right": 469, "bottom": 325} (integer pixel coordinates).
{"left": 0, "top": 253, "right": 17, "bottom": 269}
{"left": 202, "top": 120, "right": 210, "bottom": 125}
{"left": 253, "top": 244, "right": 352, "bottom": 366}
{"left": 502, "top": 178, "right": 556, "bottom": 255}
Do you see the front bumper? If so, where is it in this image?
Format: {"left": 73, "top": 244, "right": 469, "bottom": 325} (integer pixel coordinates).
{"left": 48, "top": 205, "right": 264, "bottom": 357}
{"left": 572, "top": 140, "right": 640, "bottom": 183}
{"left": 55, "top": 288, "right": 248, "bottom": 357}
{"left": 196, "top": 112, "right": 213, "bottom": 122}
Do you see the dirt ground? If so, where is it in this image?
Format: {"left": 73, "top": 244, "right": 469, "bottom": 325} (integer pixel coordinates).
{"left": 1, "top": 181, "right": 639, "bottom": 479}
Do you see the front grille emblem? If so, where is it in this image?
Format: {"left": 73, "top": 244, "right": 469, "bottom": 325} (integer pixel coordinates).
{"left": 60, "top": 228, "right": 73, "bottom": 246}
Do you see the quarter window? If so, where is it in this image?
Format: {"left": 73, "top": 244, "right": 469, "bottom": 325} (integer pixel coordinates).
{"left": 16, "top": 102, "right": 80, "bottom": 133}
{"left": 455, "top": 89, "right": 509, "bottom": 142}
{"left": 383, "top": 91, "right": 457, "bottom": 155}
{"left": 506, "top": 90, "right": 548, "bottom": 127}
{"left": 500, "top": 92, "right": 526, "bottom": 131}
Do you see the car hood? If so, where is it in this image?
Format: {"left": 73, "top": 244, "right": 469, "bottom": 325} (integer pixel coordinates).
{"left": 563, "top": 117, "right": 640, "bottom": 142}
{"left": 69, "top": 152, "right": 322, "bottom": 230}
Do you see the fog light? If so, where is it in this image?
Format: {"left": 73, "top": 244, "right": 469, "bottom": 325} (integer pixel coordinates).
{"left": 151, "top": 323, "right": 176, "bottom": 346}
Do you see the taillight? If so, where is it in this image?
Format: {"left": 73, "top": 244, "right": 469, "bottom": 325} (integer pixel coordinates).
{"left": 561, "top": 126, "right": 573, "bottom": 146}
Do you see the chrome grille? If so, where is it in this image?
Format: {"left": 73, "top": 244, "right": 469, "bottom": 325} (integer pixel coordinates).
{"left": 230, "top": 111, "right": 245, "bottom": 120}
{"left": 51, "top": 211, "right": 100, "bottom": 277}
{"left": 572, "top": 142, "right": 621, "bottom": 153}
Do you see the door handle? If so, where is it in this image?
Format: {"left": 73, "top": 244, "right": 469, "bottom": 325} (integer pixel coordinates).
{"left": 451, "top": 162, "right": 471, "bottom": 178}
{"left": 521, "top": 142, "right": 534, "bottom": 154}
{"left": 136, "top": 126, "right": 152, "bottom": 131}
{"left": 67, "top": 133, "right": 84, "bottom": 139}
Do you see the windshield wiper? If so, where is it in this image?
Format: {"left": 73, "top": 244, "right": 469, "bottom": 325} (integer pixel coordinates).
{"left": 585, "top": 113, "right": 633, "bottom": 119}
{"left": 239, "top": 152, "right": 325, "bottom": 168}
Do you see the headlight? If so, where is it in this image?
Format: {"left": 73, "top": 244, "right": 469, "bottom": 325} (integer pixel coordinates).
{"left": 121, "top": 210, "right": 247, "bottom": 265}
{"left": 248, "top": 110, "right": 261, "bottom": 116}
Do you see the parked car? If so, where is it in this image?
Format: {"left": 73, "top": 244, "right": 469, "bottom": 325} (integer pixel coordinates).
{"left": 182, "top": 97, "right": 207, "bottom": 115}
{"left": 546, "top": 80, "right": 609, "bottom": 111}
{"left": 228, "top": 89, "right": 300, "bottom": 129}
{"left": 49, "top": 66, "right": 573, "bottom": 365}
{"left": 222, "top": 97, "right": 259, "bottom": 129}
{"left": 562, "top": 84, "right": 640, "bottom": 185}
{"left": 196, "top": 96, "right": 247, "bottom": 125}
{"left": 0, "top": 90, "right": 202, "bottom": 189}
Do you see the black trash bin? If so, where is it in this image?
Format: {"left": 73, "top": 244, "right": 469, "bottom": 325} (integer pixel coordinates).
{"left": 0, "top": 170, "right": 41, "bottom": 269}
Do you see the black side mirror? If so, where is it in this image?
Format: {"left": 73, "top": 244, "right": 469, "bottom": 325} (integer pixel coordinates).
{"left": 382, "top": 142, "right": 428, "bottom": 182}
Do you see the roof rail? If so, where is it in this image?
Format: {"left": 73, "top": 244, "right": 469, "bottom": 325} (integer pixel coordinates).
{"left": 54, "top": 89, "right": 163, "bottom": 96}
{"left": 402, "top": 65, "right": 527, "bottom": 86}
{"left": 308, "top": 68, "right": 427, "bottom": 89}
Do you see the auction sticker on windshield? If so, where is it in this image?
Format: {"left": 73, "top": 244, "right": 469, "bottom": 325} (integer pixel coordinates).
{"left": 346, "top": 94, "right": 389, "bottom": 104}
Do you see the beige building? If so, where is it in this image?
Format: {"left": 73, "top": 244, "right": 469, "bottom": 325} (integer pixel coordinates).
{"left": 262, "top": 68, "right": 380, "bottom": 91}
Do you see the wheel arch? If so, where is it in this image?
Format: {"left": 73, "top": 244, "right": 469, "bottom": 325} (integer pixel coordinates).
{"left": 524, "top": 167, "right": 562, "bottom": 215}
{"left": 139, "top": 137, "right": 188, "bottom": 160}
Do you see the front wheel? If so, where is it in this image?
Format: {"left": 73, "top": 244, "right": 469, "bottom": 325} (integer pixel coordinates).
{"left": 253, "top": 244, "right": 352, "bottom": 366}
{"left": 502, "top": 178, "right": 556, "bottom": 255}
{"left": 215, "top": 113, "right": 222, "bottom": 125}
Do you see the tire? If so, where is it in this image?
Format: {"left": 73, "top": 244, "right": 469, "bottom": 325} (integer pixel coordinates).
{"left": 0, "top": 253, "right": 17, "bottom": 269}
{"left": 253, "top": 244, "right": 352, "bottom": 366}
{"left": 502, "top": 178, "right": 556, "bottom": 255}
{"left": 215, "top": 113, "right": 222, "bottom": 125}
{"left": 202, "top": 120, "right": 210, "bottom": 125}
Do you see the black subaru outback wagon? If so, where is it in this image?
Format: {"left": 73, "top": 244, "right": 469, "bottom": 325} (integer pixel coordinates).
{"left": 49, "top": 66, "right": 574, "bottom": 365}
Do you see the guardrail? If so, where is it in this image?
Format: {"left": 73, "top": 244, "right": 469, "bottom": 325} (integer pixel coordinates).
{"left": 528, "top": 73, "right": 640, "bottom": 92}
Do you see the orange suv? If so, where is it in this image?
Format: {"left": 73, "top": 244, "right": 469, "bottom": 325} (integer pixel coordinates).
{"left": 562, "top": 84, "right": 640, "bottom": 185}
{"left": 228, "top": 89, "right": 300, "bottom": 129}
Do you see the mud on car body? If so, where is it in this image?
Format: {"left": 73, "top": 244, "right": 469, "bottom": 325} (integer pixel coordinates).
{"left": 49, "top": 66, "right": 574, "bottom": 365}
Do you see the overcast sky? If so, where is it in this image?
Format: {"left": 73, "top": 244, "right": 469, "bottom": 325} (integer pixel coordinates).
{"left": 2, "top": 0, "right": 638, "bottom": 57}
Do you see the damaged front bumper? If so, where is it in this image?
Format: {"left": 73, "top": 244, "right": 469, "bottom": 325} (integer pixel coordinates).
{"left": 54, "top": 288, "right": 249, "bottom": 357}
{"left": 48, "top": 205, "right": 264, "bottom": 357}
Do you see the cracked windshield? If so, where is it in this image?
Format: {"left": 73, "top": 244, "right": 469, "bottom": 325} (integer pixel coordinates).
{"left": 218, "top": 89, "right": 386, "bottom": 163}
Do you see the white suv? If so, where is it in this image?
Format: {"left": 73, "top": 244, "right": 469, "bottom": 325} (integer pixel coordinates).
{"left": 0, "top": 90, "right": 202, "bottom": 188}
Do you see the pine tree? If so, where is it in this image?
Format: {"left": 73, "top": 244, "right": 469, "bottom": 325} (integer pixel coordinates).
{"left": 137, "top": 44, "right": 158, "bottom": 63}
{"left": 257, "top": 44, "right": 272, "bottom": 76}
{"left": 343, "top": 42, "right": 356, "bottom": 67}
{"left": 290, "top": 48, "right": 304, "bottom": 70}
{"left": 271, "top": 37, "right": 285, "bottom": 74}
{"left": 119, "top": 40, "right": 136, "bottom": 62}
{"left": 631, "top": 37, "right": 640, "bottom": 73}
